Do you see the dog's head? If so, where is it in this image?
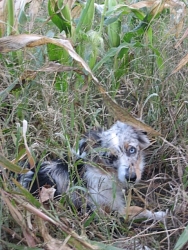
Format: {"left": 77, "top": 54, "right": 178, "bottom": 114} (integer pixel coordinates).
{"left": 79, "top": 121, "right": 150, "bottom": 184}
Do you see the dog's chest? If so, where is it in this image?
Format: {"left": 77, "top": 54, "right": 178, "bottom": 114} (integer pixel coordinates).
{"left": 82, "top": 166, "right": 126, "bottom": 214}
{"left": 84, "top": 167, "right": 122, "bottom": 200}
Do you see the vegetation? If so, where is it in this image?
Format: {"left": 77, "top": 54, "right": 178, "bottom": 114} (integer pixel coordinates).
{"left": 0, "top": 0, "right": 188, "bottom": 249}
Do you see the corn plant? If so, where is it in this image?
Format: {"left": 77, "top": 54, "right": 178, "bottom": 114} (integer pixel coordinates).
{"left": 47, "top": 0, "right": 181, "bottom": 95}
{"left": 1, "top": 0, "right": 178, "bottom": 92}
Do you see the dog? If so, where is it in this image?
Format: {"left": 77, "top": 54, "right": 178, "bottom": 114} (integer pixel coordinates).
{"left": 20, "top": 121, "right": 166, "bottom": 220}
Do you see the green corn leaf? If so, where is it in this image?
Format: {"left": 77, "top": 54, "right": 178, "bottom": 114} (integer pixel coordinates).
{"left": 48, "top": 0, "right": 64, "bottom": 31}
{"left": 54, "top": 74, "right": 69, "bottom": 92}
{"left": 7, "top": 0, "right": 14, "bottom": 35}
{"left": 147, "top": 26, "right": 153, "bottom": 45}
{"left": 105, "top": 4, "right": 145, "bottom": 21}
{"left": 48, "top": 0, "right": 72, "bottom": 35}
{"left": 149, "top": 45, "right": 164, "bottom": 71}
{"left": 123, "top": 8, "right": 162, "bottom": 42}
{"left": 104, "top": 13, "right": 122, "bottom": 26}
{"left": 131, "top": 8, "right": 145, "bottom": 20}
{"left": 107, "top": 0, "right": 121, "bottom": 47}
{"left": 18, "top": 10, "right": 27, "bottom": 25}
{"left": 174, "top": 226, "right": 188, "bottom": 250}
{"left": 123, "top": 20, "right": 148, "bottom": 43}
{"left": 47, "top": 43, "right": 69, "bottom": 63}
{"left": 93, "top": 42, "right": 135, "bottom": 72}
{"left": 108, "top": 19, "right": 121, "bottom": 47}
{"left": 57, "top": 0, "right": 72, "bottom": 35}
{"left": 85, "top": 30, "right": 104, "bottom": 69}
{"left": 93, "top": 47, "right": 118, "bottom": 72}
{"left": 76, "top": 0, "right": 95, "bottom": 33}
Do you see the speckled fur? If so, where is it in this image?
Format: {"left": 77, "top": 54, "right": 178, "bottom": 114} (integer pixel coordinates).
{"left": 20, "top": 121, "right": 166, "bottom": 220}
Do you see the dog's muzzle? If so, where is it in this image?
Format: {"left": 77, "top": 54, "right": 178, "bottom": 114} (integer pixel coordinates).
{"left": 125, "top": 172, "right": 137, "bottom": 183}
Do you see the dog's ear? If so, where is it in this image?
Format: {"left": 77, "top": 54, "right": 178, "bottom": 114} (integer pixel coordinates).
{"left": 79, "top": 130, "right": 102, "bottom": 155}
{"left": 135, "top": 130, "right": 150, "bottom": 149}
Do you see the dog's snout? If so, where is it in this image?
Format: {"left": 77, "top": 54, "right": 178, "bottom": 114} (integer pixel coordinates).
{"left": 125, "top": 172, "right": 137, "bottom": 182}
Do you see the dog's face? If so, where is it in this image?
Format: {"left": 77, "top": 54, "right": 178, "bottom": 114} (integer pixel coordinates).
{"left": 79, "top": 121, "right": 150, "bottom": 184}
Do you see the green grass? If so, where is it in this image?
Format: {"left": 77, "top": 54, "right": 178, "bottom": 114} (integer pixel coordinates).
{"left": 0, "top": 0, "right": 188, "bottom": 249}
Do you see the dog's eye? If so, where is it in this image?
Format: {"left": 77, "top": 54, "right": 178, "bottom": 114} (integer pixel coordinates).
{"left": 108, "top": 154, "right": 118, "bottom": 164}
{"left": 128, "top": 146, "right": 137, "bottom": 155}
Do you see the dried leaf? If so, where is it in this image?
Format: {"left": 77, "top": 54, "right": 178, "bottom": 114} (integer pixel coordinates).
{"left": 175, "top": 27, "right": 188, "bottom": 49}
{"left": 170, "top": 53, "right": 188, "bottom": 75}
{"left": 3, "top": 191, "right": 120, "bottom": 249}
{"left": 20, "top": 70, "right": 37, "bottom": 81}
{"left": 0, "top": 34, "right": 98, "bottom": 81}
{"left": 167, "top": 0, "right": 186, "bottom": 37}
{"left": 131, "top": 0, "right": 166, "bottom": 14}
{"left": 0, "top": 34, "right": 159, "bottom": 136}
{"left": 175, "top": 19, "right": 183, "bottom": 38}
{"left": 64, "top": 0, "right": 77, "bottom": 9}
{"left": 14, "top": 0, "right": 31, "bottom": 18}
{"left": 131, "top": 0, "right": 186, "bottom": 37}
{"left": 45, "top": 238, "right": 72, "bottom": 250}
{"left": 150, "top": 0, "right": 166, "bottom": 16}
{"left": 1, "top": 190, "right": 26, "bottom": 226}
{"left": 72, "top": 5, "right": 82, "bottom": 19}
{"left": 28, "top": 0, "right": 43, "bottom": 31}
{"left": 96, "top": 85, "right": 160, "bottom": 136}
{"left": 130, "top": 1, "right": 156, "bottom": 9}
{"left": 39, "top": 186, "right": 56, "bottom": 203}
{"left": 0, "top": 190, "right": 37, "bottom": 247}
{"left": 38, "top": 219, "right": 72, "bottom": 250}
{"left": 38, "top": 62, "right": 82, "bottom": 73}
{"left": 14, "top": 0, "right": 31, "bottom": 32}
{"left": 0, "top": 0, "right": 7, "bottom": 36}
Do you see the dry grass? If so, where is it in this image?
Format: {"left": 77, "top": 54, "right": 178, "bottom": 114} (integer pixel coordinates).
{"left": 0, "top": 2, "right": 188, "bottom": 250}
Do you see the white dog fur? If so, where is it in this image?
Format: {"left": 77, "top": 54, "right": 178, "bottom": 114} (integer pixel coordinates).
{"left": 20, "top": 121, "right": 166, "bottom": 220}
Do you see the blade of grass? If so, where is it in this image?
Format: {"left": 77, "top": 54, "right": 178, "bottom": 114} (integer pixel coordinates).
{"left": 0, "top": 79, "right": 19, "bottom": 102}
{"left": 0, "top": 154, "right": 28, "bottom": 174}
{"left": 174, "top": 226, "right": 188, "bottom": 250}
{"left": 7, "top": 0, "right": 14, "bottom": 35}
{"left": 76, "top": 0, "right": 95, "bottom": 33}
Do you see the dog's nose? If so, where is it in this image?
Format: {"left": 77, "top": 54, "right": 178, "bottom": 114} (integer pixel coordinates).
{"left": 125, "top": 172, "right": 137, "bottom": 182}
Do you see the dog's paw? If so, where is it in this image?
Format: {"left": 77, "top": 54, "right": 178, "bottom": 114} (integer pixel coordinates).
{"left": 126, "top": 206, "right": 167, "bottom": 221}
{"left": 152, "top": 210, "right": 167, "bottom": 221}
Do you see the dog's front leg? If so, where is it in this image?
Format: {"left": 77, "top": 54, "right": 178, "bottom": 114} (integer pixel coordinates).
{"left": 125, "top": 206, "right": 167, "bottom": 221}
